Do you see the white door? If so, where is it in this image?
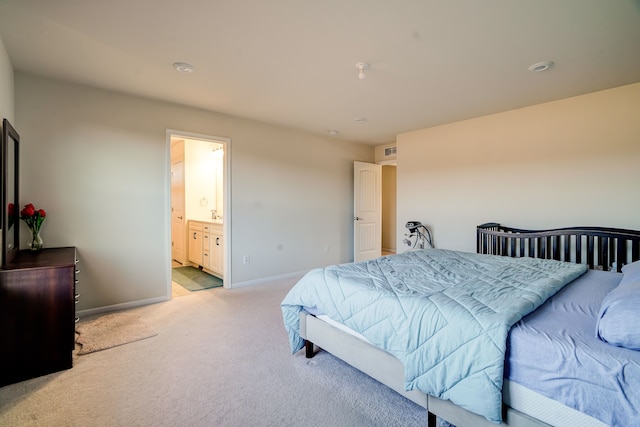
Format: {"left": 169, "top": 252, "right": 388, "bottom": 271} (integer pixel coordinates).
{"left": 171, "top": 161, "right": 186, "bottom": 264}
{"left": 354, "top": 161, "right": 382, "bottom": 262}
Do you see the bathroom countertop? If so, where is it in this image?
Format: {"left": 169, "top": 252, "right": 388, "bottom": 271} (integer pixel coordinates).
{"left": 189, "top": 219, "right": 223, "bottom": 226}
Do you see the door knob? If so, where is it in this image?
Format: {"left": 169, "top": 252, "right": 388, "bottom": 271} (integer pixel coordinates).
{"left": 354, "top": 216, "right": 362, "bottom": 221}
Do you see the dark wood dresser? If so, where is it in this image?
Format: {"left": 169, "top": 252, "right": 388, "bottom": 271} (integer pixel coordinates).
{"left": 0, "top": 247, "right": 78, "bottom": 387}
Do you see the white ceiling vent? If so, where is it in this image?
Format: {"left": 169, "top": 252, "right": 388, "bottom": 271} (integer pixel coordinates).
{"left": 384, "top": 146, "right": 397, "bottom": 157}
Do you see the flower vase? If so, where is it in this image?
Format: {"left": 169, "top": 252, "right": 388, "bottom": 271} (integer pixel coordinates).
{"left": 29, "top": 230, "right": 43, "bottom": 251}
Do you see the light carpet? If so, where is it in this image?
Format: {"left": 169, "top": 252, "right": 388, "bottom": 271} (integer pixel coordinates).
{"left": 76, "top": 312, "right": 158, "bottom": 355}
{"left": 0, "top": 277, "right": 427, "bottom": 427}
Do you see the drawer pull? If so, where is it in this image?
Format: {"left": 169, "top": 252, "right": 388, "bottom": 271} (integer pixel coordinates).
{"left": 76, "top": 269, "right": 80, "bottom": 274}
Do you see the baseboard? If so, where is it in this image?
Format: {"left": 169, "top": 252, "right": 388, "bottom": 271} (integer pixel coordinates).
{"left": 230, "top": 270, "right": 307, "bottom": 289}
{"left": 76, "top": 295, "right": 169, "bottom": 318}
{"left": 77, "top": 270, "right": 307, "bottom": 316}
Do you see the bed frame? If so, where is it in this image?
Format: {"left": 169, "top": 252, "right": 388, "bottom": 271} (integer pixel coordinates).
{"left": 300, "top": 223, "right": 640, "bottom": 427}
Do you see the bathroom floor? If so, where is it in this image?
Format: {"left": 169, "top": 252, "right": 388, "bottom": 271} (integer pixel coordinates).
{"left": 171, "top": 260, "right": 192, "bottom": 298}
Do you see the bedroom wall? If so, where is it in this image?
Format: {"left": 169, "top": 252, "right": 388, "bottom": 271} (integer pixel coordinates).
{"left": 396, "top": 83, "right": 640, "bottom": 253}
{"left": 15, "top": 72, "right": 373, "bottom": 312}
{"left": 0, "top": 37, "right": 14, "bottom": 123}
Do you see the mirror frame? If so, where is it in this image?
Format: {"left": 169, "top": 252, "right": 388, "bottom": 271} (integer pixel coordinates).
{"left": 2, "top": 118, "right": 19, "bottom": 266}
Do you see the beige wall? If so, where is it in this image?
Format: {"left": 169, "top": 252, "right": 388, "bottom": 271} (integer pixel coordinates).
{"left": 0, "top": 37, "right": 14, "bottom": 124}
{"left": 0, "top": 38, "right": 13, "bottom": 267}
{"left": 397, "top": 83, "right": 640, "bottom": 253}
{"left": 10, "top": 43, "right": 639, "bottom": 311}
{"left": 16, "top": 73, "right": 373, "bottom": 312}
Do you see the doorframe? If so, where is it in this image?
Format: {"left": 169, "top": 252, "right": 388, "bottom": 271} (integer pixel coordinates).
{"left": 166, "top": 129, "right": 232, "bottom": 294}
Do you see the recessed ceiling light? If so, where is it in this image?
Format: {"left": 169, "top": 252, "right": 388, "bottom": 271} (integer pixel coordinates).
{"left": 328, "top": 130, "right": 340, "bottom": 136}
{"left": 528, "top": 61, "right": 553, "bottom": 72}
{"left": 354, "top": 117, "right": 367, "bottom": 124}
{"left": 173, "top": 62, "right": 194, "bottom": 73}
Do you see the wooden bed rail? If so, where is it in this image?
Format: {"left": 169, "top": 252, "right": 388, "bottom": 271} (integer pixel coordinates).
{"left": 477, "top": 223, "right": 640, "bottom": 273}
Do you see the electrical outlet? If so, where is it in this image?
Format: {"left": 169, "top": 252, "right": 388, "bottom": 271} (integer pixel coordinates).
{"left": 323, "top": 245, "right": 330, "bottom": 254}
{"left": 242, "top": 255, "right": 250, "bottom": 265}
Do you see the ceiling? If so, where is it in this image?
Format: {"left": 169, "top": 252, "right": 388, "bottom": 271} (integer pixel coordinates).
{"left": 0, "top": 1, "right": 639, "bottom": 145}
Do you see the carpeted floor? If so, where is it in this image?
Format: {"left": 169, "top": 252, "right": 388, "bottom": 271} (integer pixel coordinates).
{"left": 0, "top": 276, "right": 428, "bottom": 427}
{"left": 76, "top": 312, "right": 158, "bottom": 355}
{"left": 172, "top": 266, "right": 223, "bottom": 291}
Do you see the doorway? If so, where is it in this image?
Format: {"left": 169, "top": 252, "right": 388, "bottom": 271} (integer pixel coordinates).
{"left": 168, "top": 129, "right": 231, "bottom": 297}
{"left": 381, "top": 164, "right": 396, "bottom": 256}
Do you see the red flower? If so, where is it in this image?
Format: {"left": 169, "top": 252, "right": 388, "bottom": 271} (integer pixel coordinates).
{"left": 19, "top": 203, "right": 47, "bottom": 234}
{"left": 21, "top": 204, "right": 35, "bottom": 217}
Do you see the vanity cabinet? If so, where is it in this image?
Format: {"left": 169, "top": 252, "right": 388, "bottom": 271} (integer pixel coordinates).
{"left": 202, "top": 224, "right": 211, "bottom": 271}
{"left": 188, "top": 221, "right": 223, "bottom": 278}
{"left": 0, "top": 247, "right": 78, "bottom": 387}
{"left": 207, "top": 224, "right": 224, "bottom": 277}
{"left": 188, "top": 222, "right": 203, "bottom": 266}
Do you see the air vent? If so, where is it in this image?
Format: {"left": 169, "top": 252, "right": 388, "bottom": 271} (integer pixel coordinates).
{"left": 384, "top": 146, "right": 397, "bottom": 157}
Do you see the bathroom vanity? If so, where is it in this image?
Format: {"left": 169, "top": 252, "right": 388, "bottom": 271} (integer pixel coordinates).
{"left": 188, "top": 220, "right": 223, "bottom": 278}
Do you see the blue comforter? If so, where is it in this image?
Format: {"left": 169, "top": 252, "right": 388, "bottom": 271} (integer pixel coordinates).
{"left": 281, "top": 249, "right": 587, "bottom": 423}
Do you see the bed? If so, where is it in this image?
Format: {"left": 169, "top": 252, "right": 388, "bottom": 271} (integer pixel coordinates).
{"left": 281, "top": 223, "right": 640, "bottom": 427}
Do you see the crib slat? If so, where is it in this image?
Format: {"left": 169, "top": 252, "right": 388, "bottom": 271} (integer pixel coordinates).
{"left": 576, "top": 236, "right": 583, "bottom": 264}
{"left": 528, "top": 238, "right": 535, "bottom": 257}
{"left": 601, "top": 237, "right": 609, "bottom": 271}
{"left": 587, "top": 236, "right": 595, "bottom": 269}
{"left": 552, "top": 236, "right": 560, "bottom": 260}
{"left": 616, "top": 239, "right": 626, "bottom": 272}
